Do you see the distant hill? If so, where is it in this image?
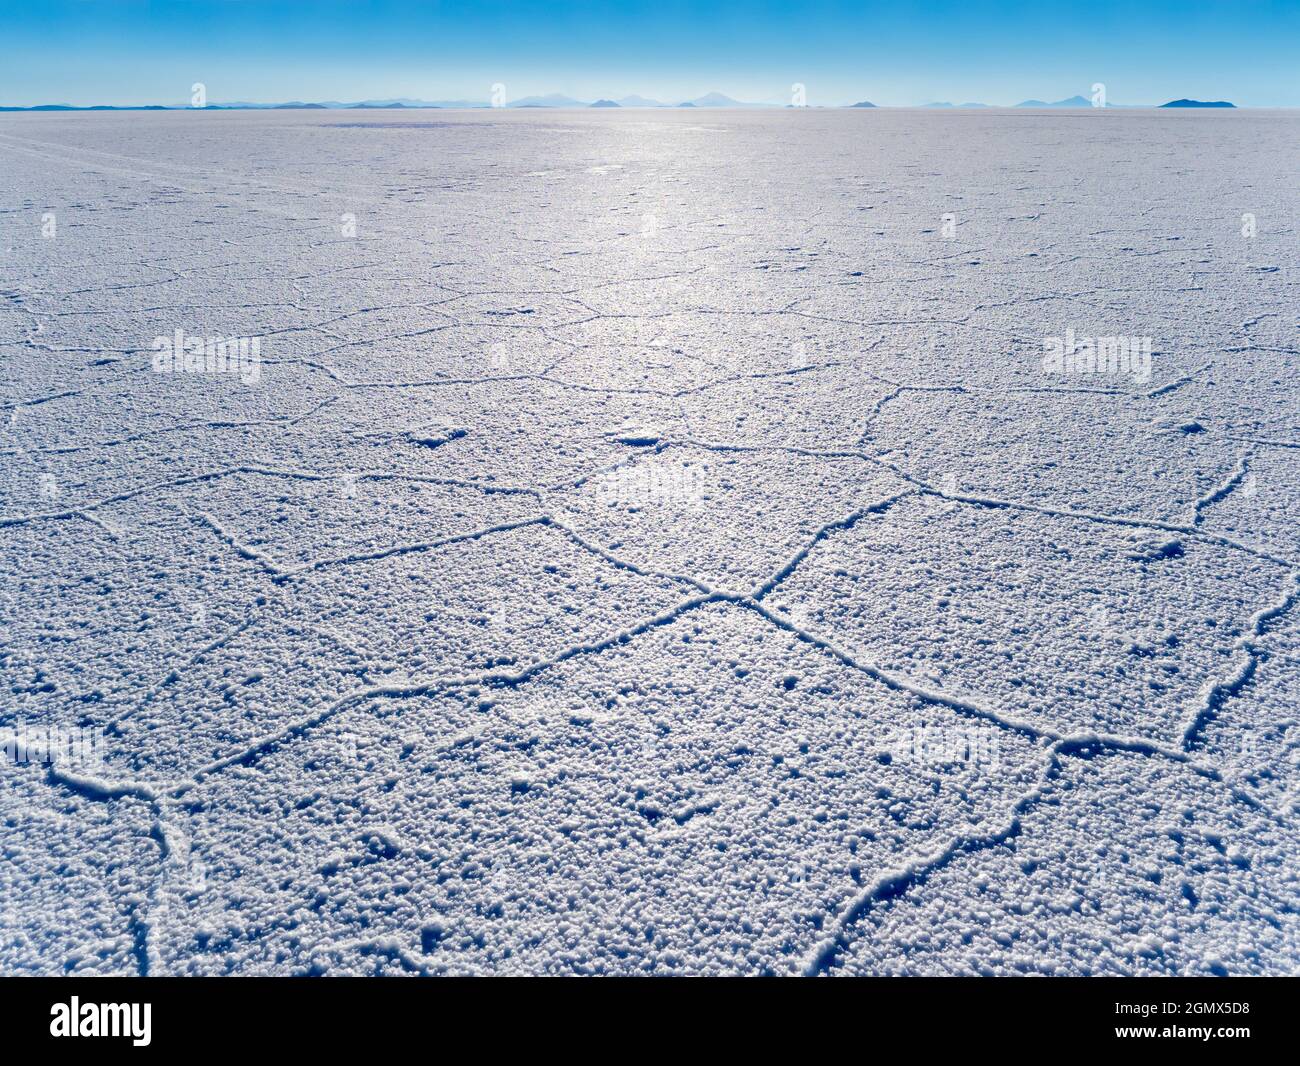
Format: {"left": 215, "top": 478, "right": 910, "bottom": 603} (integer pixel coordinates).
{"left": 847, "top": 101, "right": 876, "bottom": 108}
{"left": 589, "top": 99, "right": 620, "bottom": 108}
{"left": 1160, "top": 99, "right": 1235, "bottom": 108}
{"left": 1015, "top": 95, "right": 1095, "bottom": 108}
{"left": 686, "top": 92, "right": 773, "bottom": 108}
{"left": 507, "top": 94, "right": 587, "bottom": 108}
{"left": 690, "top": 92, "right": 740, "bottom": 107}
{"left": 676, "top": 101, "right": 697, "bottom": 108}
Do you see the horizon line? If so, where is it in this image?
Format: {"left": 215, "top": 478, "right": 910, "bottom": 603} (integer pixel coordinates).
{"left": 0, "top": 95, "right": 1262, "bottom": 112}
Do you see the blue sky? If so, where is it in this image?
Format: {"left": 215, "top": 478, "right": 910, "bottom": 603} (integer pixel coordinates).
{"left": 3, "top": 1, "right": 1297, "bottom": 107}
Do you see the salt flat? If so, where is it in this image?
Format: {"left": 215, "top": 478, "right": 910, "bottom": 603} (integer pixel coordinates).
{"left": 0, "top": 108, "right": 1297, "bottom": 975}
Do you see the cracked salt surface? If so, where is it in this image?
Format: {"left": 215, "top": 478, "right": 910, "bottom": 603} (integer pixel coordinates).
{"left": 0, "top": 108, "right": 1296, "bottom": 975}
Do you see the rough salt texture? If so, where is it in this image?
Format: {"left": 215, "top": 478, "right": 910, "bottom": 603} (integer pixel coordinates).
{"left": 0, "top": 108, "right": 1296, "bottom": 975}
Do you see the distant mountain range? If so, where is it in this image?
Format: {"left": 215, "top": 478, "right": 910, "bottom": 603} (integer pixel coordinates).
{"left": 0, "top": 92, "right": 1241, "bottom": 112}
{"left": 0, "top": 91, "right": 779, "bottom": 112}
{"left": 921, "top": 95, "right": 1236, "bottom": 109}
{"left": 506, "top": 91, "right": 782, "bottom": 108}
{"left": 0, "top": 99, "right": 473, "bottom": 112}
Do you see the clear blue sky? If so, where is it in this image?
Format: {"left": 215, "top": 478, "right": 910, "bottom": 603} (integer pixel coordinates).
{"left": 3, "top": 1, "right": 1297, "bottom": 107}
